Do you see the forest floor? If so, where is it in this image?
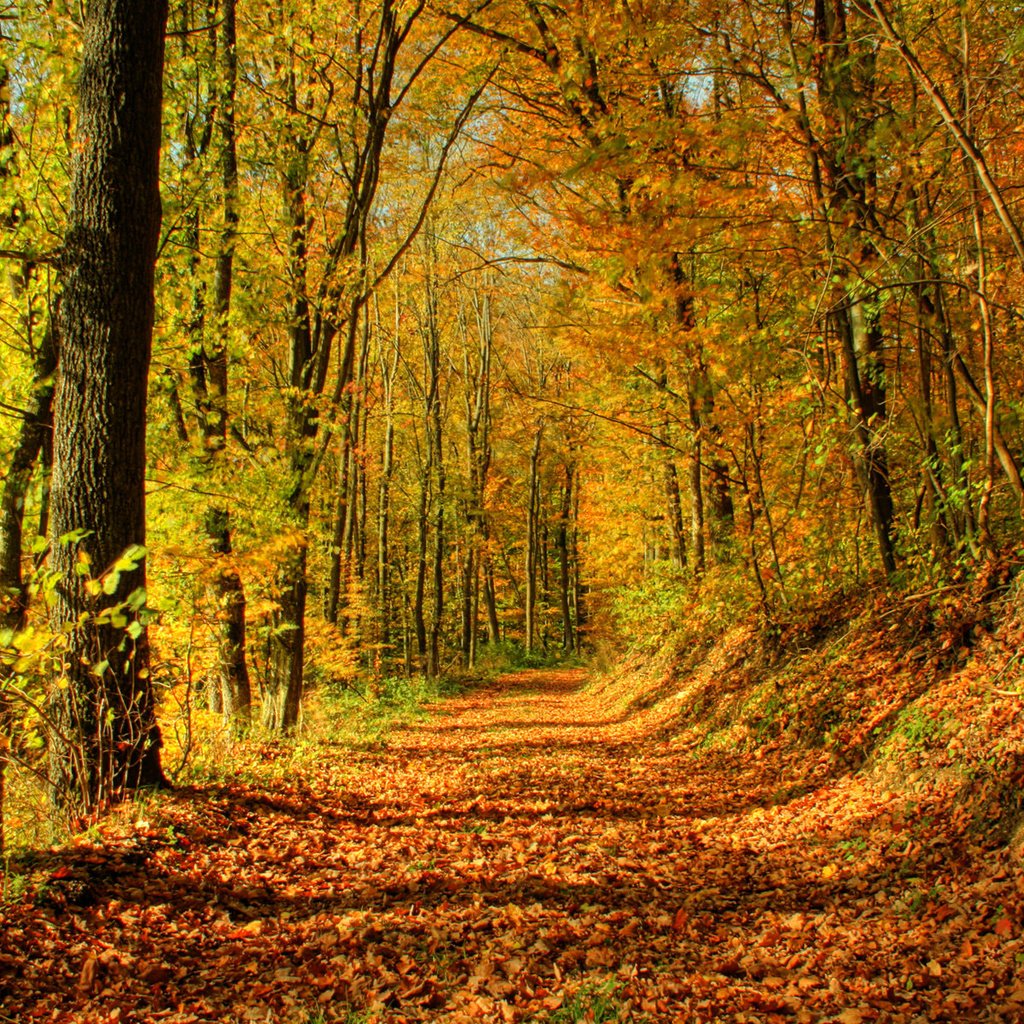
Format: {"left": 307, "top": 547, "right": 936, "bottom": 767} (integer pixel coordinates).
{"left": 2, "top": 666, "right": 1024, "bottom": 1024}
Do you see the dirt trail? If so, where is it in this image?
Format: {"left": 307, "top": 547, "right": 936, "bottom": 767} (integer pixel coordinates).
{"left": 2, "top": 670, "right": 1022, "bottom": 1022}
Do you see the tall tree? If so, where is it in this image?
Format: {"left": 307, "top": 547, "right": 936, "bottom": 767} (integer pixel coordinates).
{"left": 48, "top": 0, "right": 169, "bottom": 809}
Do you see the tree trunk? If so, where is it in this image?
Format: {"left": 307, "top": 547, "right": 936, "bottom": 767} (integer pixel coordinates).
{"left": 664, "top": 459, "right": 687, "bottom": 570}
{"left": 208, "top": 0, "right": 251, "bottom": 730}
{"left": 263, "top": 131, "right": 315, "bottom": 729}
{"left": 482, "top": 549, "right": 501, "bottom": 644}
{"left": 0, "top": 59, "right": 47, "bottom": 847}
{"left": 812, "top": 0, "right": 896, "bottom": 575}
{"left": 377, "top": 414, "right": 395, "bottom": 654}
{"left": 557, "top": 461, "right": 575, "bottom": 652}
{"left": 264, "top": 543, "right": 306, "bottom": 731}
{"left": 0, "top": 324, "right": 56, "bottom": 632}
{"left": 427, "top": 315, "right": 445, "bottom": 680}
{"left": 525, "top": 426, "right": 543, "bottom": 653}
{"left": 206, "top": 509, "right": 251, "bottom": 732}
{"left": 376, "top": 312, "right": 399, "bottom": 659}
{"left": 413, "top": 460, "right": 430, "bottom": 665}
{"left": 326, "top": 421, "right": 354, "bottom": 627}
{"left": 688, "top": 414, "right": 706, "bottom": 577}
{"left": 49, "top": 0, "right": 169, "bottom": 809}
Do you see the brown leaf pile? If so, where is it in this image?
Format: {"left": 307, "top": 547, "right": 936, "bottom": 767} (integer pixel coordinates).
{"left": 2, "top": 668, "right": 1023, "bottom": 1022}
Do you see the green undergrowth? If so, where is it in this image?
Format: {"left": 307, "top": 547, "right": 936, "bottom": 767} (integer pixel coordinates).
{"left": 546, "top": 979, "right": 633, "bottom": 1022}
{"left": 314, "top": 672, "right": 466, "bottom": 748}
{"left": 180, "top": 671, "right": 467, "bottom": 789}
{"left": 471, "top": 640, "right": 584, "bottom": 675}
{"left": 596, "top": 554, "right": 1024, "bottom": 848}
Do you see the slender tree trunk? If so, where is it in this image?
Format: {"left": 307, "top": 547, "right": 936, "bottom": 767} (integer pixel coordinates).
{"left": 811, "top": 0, "right": 896, "bottom": 575}
{"left": 1, "top": 324, "right": 56, "bottom": 632}
{"left": 482, "top": 546, "right": 501, "bottom": 644}
{"left": 525, "top": 426, "right": 543, "bottom": 653}
{"left": 459, "top": 284, "right": 495, "bottom": 665}
{"left": 345, "top": 322, "right": 371, "bottom": 633}
{"left": 427, "top": 341, "right": 445, "bottom": 680}
{"left": 264, "top": 154, "right": 314, "bottom": 731}
{"left": 261, "top": 0, "right": 416, "bottom": 720}
{"left": 460, "top": 535, "right": 476, "bottom": 665}
{"left": 326, "top": 417, "right": 354, "bottom": 627}
{"left": 209, "top": 0, "right": 251, "bottom": 731}
{"left": 557, "top": 461, "right": 575, "bottom": 652}
{"left": 264, "top": 543, "right": 306, "bottom": 731}
{"left": 0, "top": 40, "right": 55, "bottom": 844}
{"left": 429, "top": 449, "right": 445, "bottom": 678}
{"left": 664, "top": 460, "right": 687, "bottom": 569}
{"left": 834, "top": 304, "right": 896, "bottom": 573}
{"left": 49, "top": 0, "right": 169, "bottom": 809}
{"left": 909, "top": 190, "right": 952, "bottom": 553}
{"left": 377, "top": 316, "right": 398, "bottom": 657}
{"left": 377, "top": 416, "right": 395, "bottom": 652}
{"left": 957, "top": 17, "right": 998, "bottom": 552}
{"left": 413, "top": 459, "right": 430, "bottom": 665}
{"left": 688, "top": 412, "right": 706, "bottom": 577}
{"left": 917, "top": 184, "right": 972, "bottom": 543}
{"left": 0, "top": 318, "right": 55, "bottom": 853}
{"left": 571, "top": 483, "right": 584, "bottom": 641}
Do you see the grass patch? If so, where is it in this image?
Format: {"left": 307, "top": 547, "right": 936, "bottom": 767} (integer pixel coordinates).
{"left": 317, "top": 672, "right": 465, "bottom": 746}
{"left": 473, "top": 640, "right": 583, "bottom": 675}
{"left": 175, "top": 671, "right": 468, "bottom": 789}
{"left": 548, "top": 980, "right": 632, "bottom": 1023}
{"left": 881, "top": 706, "right": 951, "bottom": 756}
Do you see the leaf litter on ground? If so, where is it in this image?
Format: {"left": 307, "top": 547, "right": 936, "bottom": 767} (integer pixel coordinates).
{"left": 2, "top": 667, "right": 1023, "bottom": 1023}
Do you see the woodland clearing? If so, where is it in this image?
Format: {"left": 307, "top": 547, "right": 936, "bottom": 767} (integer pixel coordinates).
{"left": 2, "top": 650, "right": 1023, "bottom": 1024}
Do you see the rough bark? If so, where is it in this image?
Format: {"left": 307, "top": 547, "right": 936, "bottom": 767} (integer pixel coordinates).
{"left": 48, "top": 0, "right": 169, "bottom": 809}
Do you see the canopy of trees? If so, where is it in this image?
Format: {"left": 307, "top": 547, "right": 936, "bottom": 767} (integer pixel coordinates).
{"left": 1, "top": 0, "right": 1024, "bottom": 824}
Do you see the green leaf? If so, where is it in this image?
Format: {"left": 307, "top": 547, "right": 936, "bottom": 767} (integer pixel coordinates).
{"left": 58, "top": 528, "right": 92, "bottom": 546}
{"left": 113, "top": 544, "right": 147, "bottom": 573}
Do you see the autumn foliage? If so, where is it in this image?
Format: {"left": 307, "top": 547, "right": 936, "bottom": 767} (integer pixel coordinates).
{"left": 2, "top": 0, "right": 1024, "bottom": 1018}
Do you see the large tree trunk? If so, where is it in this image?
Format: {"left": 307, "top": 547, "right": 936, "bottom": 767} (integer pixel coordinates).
{"left": 48, "top": 0, "right": 169, "bottom": 810}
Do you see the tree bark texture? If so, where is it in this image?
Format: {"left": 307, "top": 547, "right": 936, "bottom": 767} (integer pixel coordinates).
{"left": 48, "top": 0, "right": 169, "bottom": 809}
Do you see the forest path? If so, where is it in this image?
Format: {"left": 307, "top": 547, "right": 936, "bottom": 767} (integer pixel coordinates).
{"left": 3, "top": 669, "right": 1023, "bottom": 1022}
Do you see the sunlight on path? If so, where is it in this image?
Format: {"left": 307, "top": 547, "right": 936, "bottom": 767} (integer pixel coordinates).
{"left": 4, "top": 670, "right": 1022, "bottom": 1023}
